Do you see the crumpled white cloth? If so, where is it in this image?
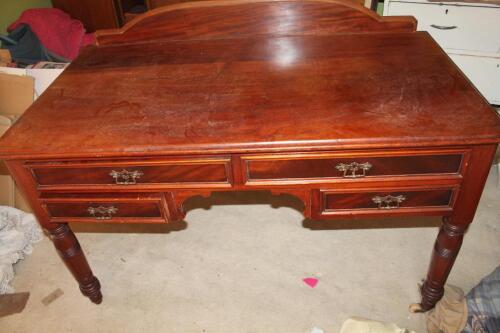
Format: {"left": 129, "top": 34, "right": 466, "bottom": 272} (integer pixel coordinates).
{"left": 340, "top": 317, "right": 416, "bottom": 333}
{"left": 0, "top": 206, "right": 42, "bottom": 294}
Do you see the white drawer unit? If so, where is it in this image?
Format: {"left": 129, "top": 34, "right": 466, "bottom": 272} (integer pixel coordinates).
{"left": 449, "top": 53, "right": 500, "bottom": 105}
{"left": 384, "top": 0, "right": 500, "bottom": 104}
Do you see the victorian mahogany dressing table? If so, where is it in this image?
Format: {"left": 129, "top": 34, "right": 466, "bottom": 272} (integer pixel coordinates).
{"left": 0, "top": 0, "right": 499, "bottom": 312}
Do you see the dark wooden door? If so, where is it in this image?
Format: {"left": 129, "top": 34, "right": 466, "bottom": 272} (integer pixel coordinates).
{"left": 52, "top": 0, "right": 120, "bottom": 31}
{"left": 51, "top": 0, "right": 147, "bottom": 31}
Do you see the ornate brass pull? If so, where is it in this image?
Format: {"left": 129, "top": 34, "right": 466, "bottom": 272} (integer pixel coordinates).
{"left": 335, "top": 162, "right": 372, "bottom": 178}
{"left": 372, "top": 195, "right": 406, "bottom": 210}
{"left": 109, "top": 169, "right": 144, "bottom": 185}
{"left": 87, "top": 206, "right": 118, "bottom": 220}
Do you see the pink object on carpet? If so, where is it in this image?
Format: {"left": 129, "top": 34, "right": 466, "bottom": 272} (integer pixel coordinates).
{"left": 8, "top": 8, "right": 95, "bottom": 60}
{"left": 303, "top": 277, "right": 319, "bottom": 288}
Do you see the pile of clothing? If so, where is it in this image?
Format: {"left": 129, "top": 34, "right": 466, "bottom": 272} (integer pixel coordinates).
{"left": 0, "top": 206, "right": 42, "bottom": 294}
{"left": 0, "top": 8, "right": 94, "bottom": 66}
{"left": 427, "top": 266, "right": 500, "bottom": 333}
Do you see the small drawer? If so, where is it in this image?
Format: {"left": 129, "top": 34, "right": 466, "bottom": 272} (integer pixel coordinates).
{"left": 313, "top": 187, "right": 456, "bottom": 218}
{"left": 243, "top": 150, "right": 464, "bottom": 184}
{"left": 41, "top": 193, "right": 168, "bottom": 223}
{"left": 30, "top": 157, "right": 231, "bottom": 188}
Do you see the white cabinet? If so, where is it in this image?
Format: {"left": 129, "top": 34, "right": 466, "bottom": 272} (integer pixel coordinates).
{"left": 384, "top": 0, "right": 500, "bottom": 104}
{"left": 449, "top": 53, "right": 500, "bottom": 105}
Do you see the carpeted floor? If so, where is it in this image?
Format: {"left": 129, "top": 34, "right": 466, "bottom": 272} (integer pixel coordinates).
{"left": 1, "top": 167, "right": 499, "bottom": 333}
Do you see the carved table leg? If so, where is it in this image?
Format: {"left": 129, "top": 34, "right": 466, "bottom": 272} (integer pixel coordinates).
{"left": 47, "top": 224, "right": 102, "bottom": 304}
{"left": 418, "top": 216, "right": 468, "bottom": 312}
{"left": 411, "top": 145, "right": 497, "bottom": 312}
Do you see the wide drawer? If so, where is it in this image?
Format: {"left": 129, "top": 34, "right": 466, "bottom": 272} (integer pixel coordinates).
{"left": 30, "top": 157, "right": 231, "bottom": 188}
{"left": 313, "top": 187, "right": 457, "bottom": 218}
{"left": 386, "top": 1, "right": 500, "bottom": 54}
{"left": 243, "top": 150, "right": 465, "bottom": 184}
{"left": 41, "top": 193, "right": 168, "bottom": 223}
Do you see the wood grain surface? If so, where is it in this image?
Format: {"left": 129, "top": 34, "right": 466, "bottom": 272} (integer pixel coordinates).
{"left": 0, "top": 32, "right": 498, "bottom": 159}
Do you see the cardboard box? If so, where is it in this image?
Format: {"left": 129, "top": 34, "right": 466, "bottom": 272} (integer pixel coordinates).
{"left": 0, "top": 65, "right": 67, "bottom": 211}
{"left": 0, "top": 49, "right": 12, "bottom": 67}
{"left": 0, "top": 115, "right": 15, "bottom": 207}
{"left": 0, "top": 72, "right": 34, "bottom": 116}
{"left": 0, "top": 62, "right": 68, "bottom": 101}
{"left": 0, "top": 72, "right": 34, "bottom": 211}
{"left": 0, "top": 115, "right": 29, "bottom": 210}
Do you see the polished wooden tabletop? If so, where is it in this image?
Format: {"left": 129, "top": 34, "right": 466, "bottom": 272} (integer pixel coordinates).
{"left": 0, "top": 31, "right": 498, "bottom": 159}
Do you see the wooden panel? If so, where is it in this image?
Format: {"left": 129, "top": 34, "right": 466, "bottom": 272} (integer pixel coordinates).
{"left": 52, "top": 0, "right": 120, "bottom": 31}
{"left": 96, "top": 0, "right": 416, "bottom": 45}
{"left": 148, "top": 0, "right": 206, "bottom": 8}
{"left": 148, "top": 0, "right": 367, "bottom": 9}
{"left": 31, "top": 158, "right": 231, "bottom": 188}
{"left": 42, "top": 194, "right": 167, "bottom": 223}
{"left": 244, "top": 151, "right": 464, "bottom": 184}
{"left": 313, "top": 186, "right": 457, "bottom": 218}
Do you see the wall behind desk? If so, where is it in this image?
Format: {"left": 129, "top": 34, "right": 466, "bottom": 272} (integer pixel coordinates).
{"left": 0, "top": 0, "right": 52, "bottom": 35}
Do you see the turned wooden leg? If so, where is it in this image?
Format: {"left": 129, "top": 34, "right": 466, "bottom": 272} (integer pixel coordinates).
{"left": 418, "top": 217, "right": 468, "bottom": 311}
{"left": 47, "top": 224, "right": 102, "bottom": 304}
{"left": 414, "top": 145, "right": 497, "bottom": 312}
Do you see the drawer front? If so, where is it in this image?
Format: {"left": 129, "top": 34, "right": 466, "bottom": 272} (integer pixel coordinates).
{"left": 31, "top": 157, "right": 231, "bottom": 188}
{"left": 386, "top": 1, "right": 500, "bottom": 54}
{"left": 314, "top": 187, "right": 456, "bottom": 218}
{"left": 449, "top": 53, "right": 500, "bottom": 105}
{"left": 243, "top": 151, "right": 463, "bottom": 183}
{"left": 42, "top": 194, "right": 167, "bottom": 223}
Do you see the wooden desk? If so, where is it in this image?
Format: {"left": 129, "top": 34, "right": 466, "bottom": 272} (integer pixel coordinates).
{"left": 1, "top": 0, "right": 498, "bottom": 312}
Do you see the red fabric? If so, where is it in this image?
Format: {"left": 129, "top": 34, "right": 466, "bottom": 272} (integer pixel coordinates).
{"left": 8, "top": 8, "right": 95, "bottom": 60}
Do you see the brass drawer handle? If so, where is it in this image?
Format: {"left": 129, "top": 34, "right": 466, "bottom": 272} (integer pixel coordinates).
{"left": 372, "top": 195, "right": 406, "bottom": 210}
{"left": 335, "top": 162, "right": 372, "bottom": 178}
{"left": 109, "top": 169, "right": 144, "bottom": 185}
{"left": 87, "top": 206, "right": 118, "bottom": 220}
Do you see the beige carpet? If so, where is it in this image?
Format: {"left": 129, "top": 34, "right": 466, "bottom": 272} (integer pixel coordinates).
{"left": 2, "top": 167, "right": 499, "bottom": 333}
